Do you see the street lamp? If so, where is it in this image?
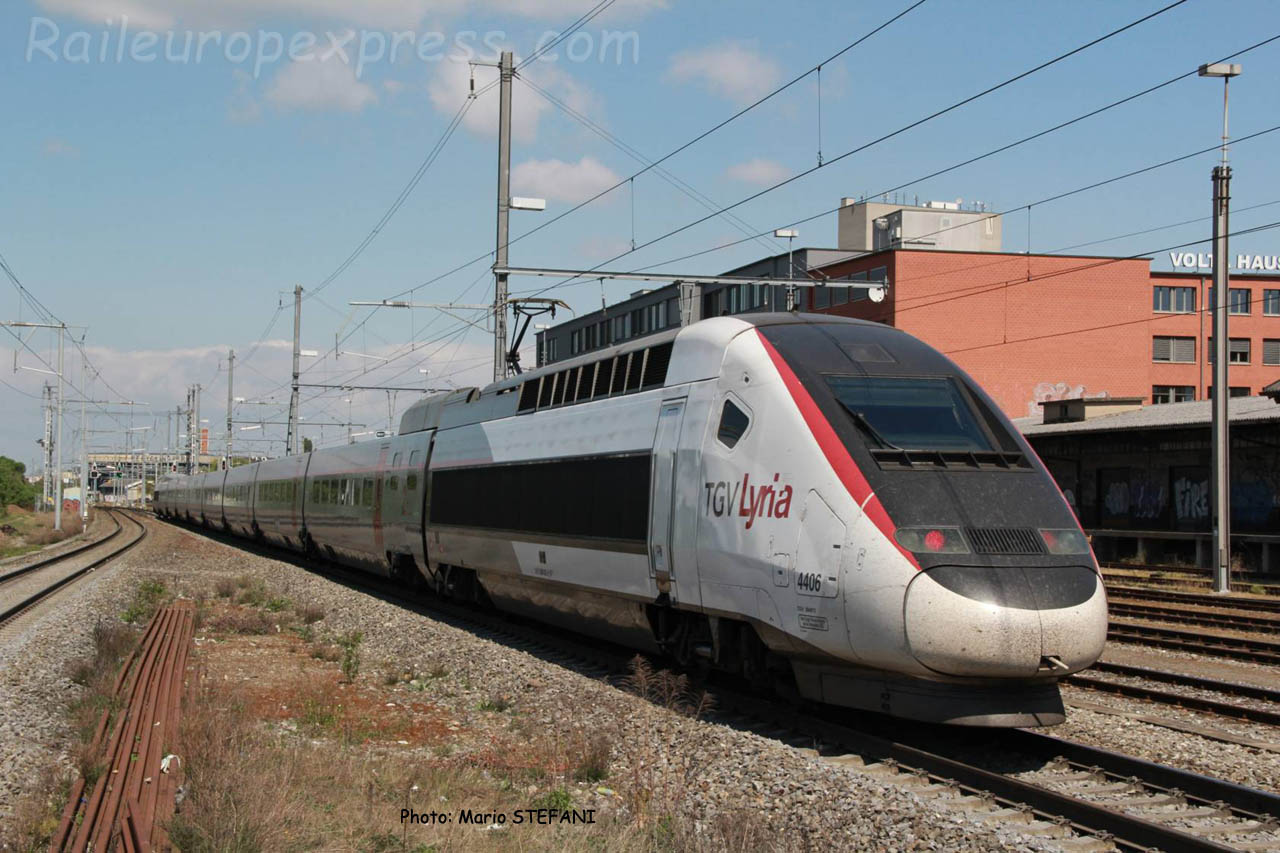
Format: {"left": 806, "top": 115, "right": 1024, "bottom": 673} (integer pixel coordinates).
{"left": 775, "top": 229, "right": 799, "bottom": 311}
{"left": 1200, "top": 61, "right": 1241, "bottom": 594}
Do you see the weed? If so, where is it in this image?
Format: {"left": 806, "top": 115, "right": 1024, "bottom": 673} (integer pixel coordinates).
{"left": 427, "top": 662, "right": 449, "bottom": 680}
{"left": 236, "top": 578, "right": 268, "bottom": 607}
{"left": 122, "top": 578, "right": 168, "bottom": 624}
{"left": 1251, "top": 584, "right": 1266, "bottom": 595}
{"left": 572, "top": 733, "right": 612, "bottom": 783}
{"left": 296, "top": 602, "right": 325, "bottom": 624}
{"left": 310, "top": 642, "right": 342, "bottom": 663}
{"left": 301, "top": 698, "right": 341, "bottom": 731}
{"left": 208, "top": 607, "right": 273, "bottom": 635}
{"left": 477, "top": 694, "right": 513, "bottom": 712}
{"left": 535, "top": 787, "right": 573, "bottom": 811}
{"left": 292, "top": 623, "right": 316, "bottom": 644}
{"left": 213, "top": 576, "right": 237, "bottom": 599}
{"left": 265, "top": 596, "right": 291, "bottom": 613}
{"left": 337, "top": 631, "right": 363, "bottom": 682}
{"left": 621, "top": 656, "right": 715, "bottom": 718}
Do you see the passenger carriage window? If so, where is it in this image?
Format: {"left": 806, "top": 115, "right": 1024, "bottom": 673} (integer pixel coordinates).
{"left": 717, "top": 400, "right": 750, "bottom": 449}
{"left": 407, "top": 473, "right": 418, "bottom": 490}
{"left": 389, "top": 476, "right": 399, "bottom": 492}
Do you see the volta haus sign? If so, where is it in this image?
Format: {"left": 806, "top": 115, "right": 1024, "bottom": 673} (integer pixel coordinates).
{"left": 1170, "top": 251, "right": 1280, "bottom": 271}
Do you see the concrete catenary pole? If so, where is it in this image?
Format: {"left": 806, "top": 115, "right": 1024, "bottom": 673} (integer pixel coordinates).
{"left": 1210, "top": 164, "right": 1232, "bottom": 593}
{"left": 225, "top": 348, "right": 235, "bottom": 464}
{"left": 1202, "top": 62, "right": 1240, "bottom": 594}
{"left": 492, "top": 50, "right": 514, "bottom": 383}
{"left": 287, "top": 285, "right": 303, "bottom": 455}
{"left": 80, "top": 347, "right": 88, "bottom": 521}
{"left": 54, "top": 323, "right": 64, "bottom": 531}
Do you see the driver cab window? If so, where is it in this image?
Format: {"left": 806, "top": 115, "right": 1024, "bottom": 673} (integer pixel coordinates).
{"left": 717, "top": 400, "right": 750, "bottom": 448}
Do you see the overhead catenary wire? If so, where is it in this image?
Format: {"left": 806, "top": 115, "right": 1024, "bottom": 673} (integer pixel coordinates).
{"left": 525, "top": 0, "right": 1194, "bottom": 297}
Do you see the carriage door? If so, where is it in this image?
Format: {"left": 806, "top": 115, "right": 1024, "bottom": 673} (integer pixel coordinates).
{"left": 649, "top": 399, "right": 687, "bottom": 595}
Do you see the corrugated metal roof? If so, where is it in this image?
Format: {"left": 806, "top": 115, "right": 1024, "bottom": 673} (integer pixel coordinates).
{"left": 1015, "top": 395, "right": 1280, "bottom": 436}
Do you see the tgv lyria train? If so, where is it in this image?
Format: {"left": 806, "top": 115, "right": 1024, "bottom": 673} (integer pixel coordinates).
{"left": 156, "top": 314, "right": 1107, "bottom": 726}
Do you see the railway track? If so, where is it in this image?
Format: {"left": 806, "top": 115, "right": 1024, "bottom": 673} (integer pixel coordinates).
{"left": 1103, "top": 572, "right": 1280, "bottom": 596}
{"left": 1108, "top": 601, "right": 1280, "bottom": 634}
{"left": 166, "top": 517, "right": 1280, "bottom": 853}
{"left": 0, "top": 508, "right": 147, "bottom": 629}
{"left": 1067, "top": 662, "right": 1280, "bottom": 728}
{"left": 1108, "top": 620, "right": 1280, "bottom": 666}
{"left": 1107, "top": 586, "right": 1280, "bottom": 615}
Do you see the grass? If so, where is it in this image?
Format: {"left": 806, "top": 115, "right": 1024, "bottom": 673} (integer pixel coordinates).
{"left": 121, "top": 578, "right": 169, "bottom": 624}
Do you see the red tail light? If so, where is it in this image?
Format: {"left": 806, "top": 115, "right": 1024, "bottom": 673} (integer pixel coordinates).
{"left": 894, "top": 526, "right": 969, "bottom": 555}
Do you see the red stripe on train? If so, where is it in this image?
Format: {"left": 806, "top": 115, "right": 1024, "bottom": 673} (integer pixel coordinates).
{"left": 756, "top": 330, "right": 920, "bottom": 571}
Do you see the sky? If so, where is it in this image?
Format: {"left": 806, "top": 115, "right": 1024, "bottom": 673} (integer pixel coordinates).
{"left": 2, "top": 0, "right": 1279, "bottom": 470}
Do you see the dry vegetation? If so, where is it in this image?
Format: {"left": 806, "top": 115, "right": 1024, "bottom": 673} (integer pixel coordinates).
{"left": 162, "top": 577, "right": 777, "bottom": 853}
{"left": 1, "top": 603, "right": 147, "bottom": 851}
{"left": 0, "top": 506, "right": 88, "bottom": 559}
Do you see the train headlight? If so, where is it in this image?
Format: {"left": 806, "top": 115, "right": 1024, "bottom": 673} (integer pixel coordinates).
{"left": 1039, "top": 528, "right": 1091, "bottom": 555}
{"left": 895, "top": 526, "right": 969, "bottom": 554}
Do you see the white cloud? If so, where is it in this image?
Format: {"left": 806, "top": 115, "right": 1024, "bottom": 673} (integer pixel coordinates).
{"left": 42, "top": 138, "right": 79, "bottom": 157}
{"left": 265, "top": 52, "right": 377, "bottom": 113}
{"left": 726, "top": 157, "right": 789, "bottom": 186}
{"left": 667, "top": 40, "right": 781, "bottom": 105}
{"left": 513, "top": 156, "right": 621, "bottom": 204}
{"left": 428, "top": 57, "right": 595, "bottom": 142}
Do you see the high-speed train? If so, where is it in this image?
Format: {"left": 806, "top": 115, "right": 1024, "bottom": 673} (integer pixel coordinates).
{"left": 156, "top": 313, "right": 1107, "bottom": 726}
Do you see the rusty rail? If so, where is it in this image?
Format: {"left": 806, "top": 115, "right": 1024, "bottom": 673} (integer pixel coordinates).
{"left": 51, "top": 601, "right": 195, "bottom": 852}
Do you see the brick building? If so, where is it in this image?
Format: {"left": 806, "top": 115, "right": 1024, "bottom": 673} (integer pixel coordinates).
{"left": 536, "top": 198, "right": 1280, "bottom": 418}
{"left": 809, "top": 248, "right": 1280, "bottom": 418}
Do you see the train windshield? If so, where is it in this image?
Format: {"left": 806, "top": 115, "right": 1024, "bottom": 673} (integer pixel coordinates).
{"left": 824, "top": 375, "right": 994, "bottom": 452}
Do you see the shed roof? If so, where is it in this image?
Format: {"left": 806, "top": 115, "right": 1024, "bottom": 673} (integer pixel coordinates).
{"left": 1015, "top": 395, "right": 1280, "bottom": 436}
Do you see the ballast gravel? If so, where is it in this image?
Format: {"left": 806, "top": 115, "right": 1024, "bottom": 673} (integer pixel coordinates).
{"left": 0, "top": 515, "right": 1273, "bottom": 851}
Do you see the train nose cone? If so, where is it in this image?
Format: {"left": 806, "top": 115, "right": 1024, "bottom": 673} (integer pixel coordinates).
{"left": 903, "top": 565, "right": 1105, "bottom": 678}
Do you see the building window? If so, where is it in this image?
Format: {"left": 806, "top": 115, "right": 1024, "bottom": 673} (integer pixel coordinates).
{"left": 1152, "top": 385, "right": 1194, "bottom": 404}
{"left": 1208, "top": 386, "right": 1251, "bottom": 399}
{"left": 813, "top": 286, "right": 830, "bottom": 310}
{"left": 832, "top": 286, "right": 850, "bottom": 306}
{"left": 1264, "top": 339, "right": 1280, "bottom": 366}
{"left": 1210, "top": 287, "right": 1252, "bottom": 314}
{"left": 1152, "top": 335, "right": 1195, "bottom": 363}
{"left": 1207, "top": 337, "right": 1252, "bottom": 364}
{"left": 1153, "top": 285, "right": 1195, "bottom": 313}
{"left": 1264, "top": 289, "right": 1280, "bottom": 316}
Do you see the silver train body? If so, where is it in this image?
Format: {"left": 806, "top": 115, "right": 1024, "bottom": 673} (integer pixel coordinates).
{"left": 157, "top": 314, "right": 1107, "bottom": 726}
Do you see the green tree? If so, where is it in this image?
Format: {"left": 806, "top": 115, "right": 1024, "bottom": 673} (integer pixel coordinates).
{"left": 302, "top": 438, "right": 314, "bottom": 453}
{"left": 0, "top": 457, "right": 37, "bottom": 509}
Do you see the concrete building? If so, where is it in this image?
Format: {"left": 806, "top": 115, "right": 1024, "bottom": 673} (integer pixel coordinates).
{"left": 837, "top": 198, "right": 1001, "bottom": 254}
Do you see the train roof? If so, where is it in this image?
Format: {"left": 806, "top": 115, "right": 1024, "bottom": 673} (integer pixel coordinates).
{"left": 396, "top": 313, "right": 891, "bottom": 435}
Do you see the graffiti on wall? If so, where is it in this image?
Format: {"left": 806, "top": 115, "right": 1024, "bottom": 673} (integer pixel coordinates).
{"left": 1172, "top": 466, "right": 1209, "bottom": 530}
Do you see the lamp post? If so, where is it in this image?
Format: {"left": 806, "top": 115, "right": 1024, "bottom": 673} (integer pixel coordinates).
{"left": 775, "top": 229, "right": 799, "bottom": 311}
{"left": 1199, "top": 61, "right": 1241, "bottom": 594}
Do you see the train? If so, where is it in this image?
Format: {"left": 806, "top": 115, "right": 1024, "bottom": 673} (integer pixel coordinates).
{"left": 155, "top": 313, "right": 1108, "bottom": 726}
